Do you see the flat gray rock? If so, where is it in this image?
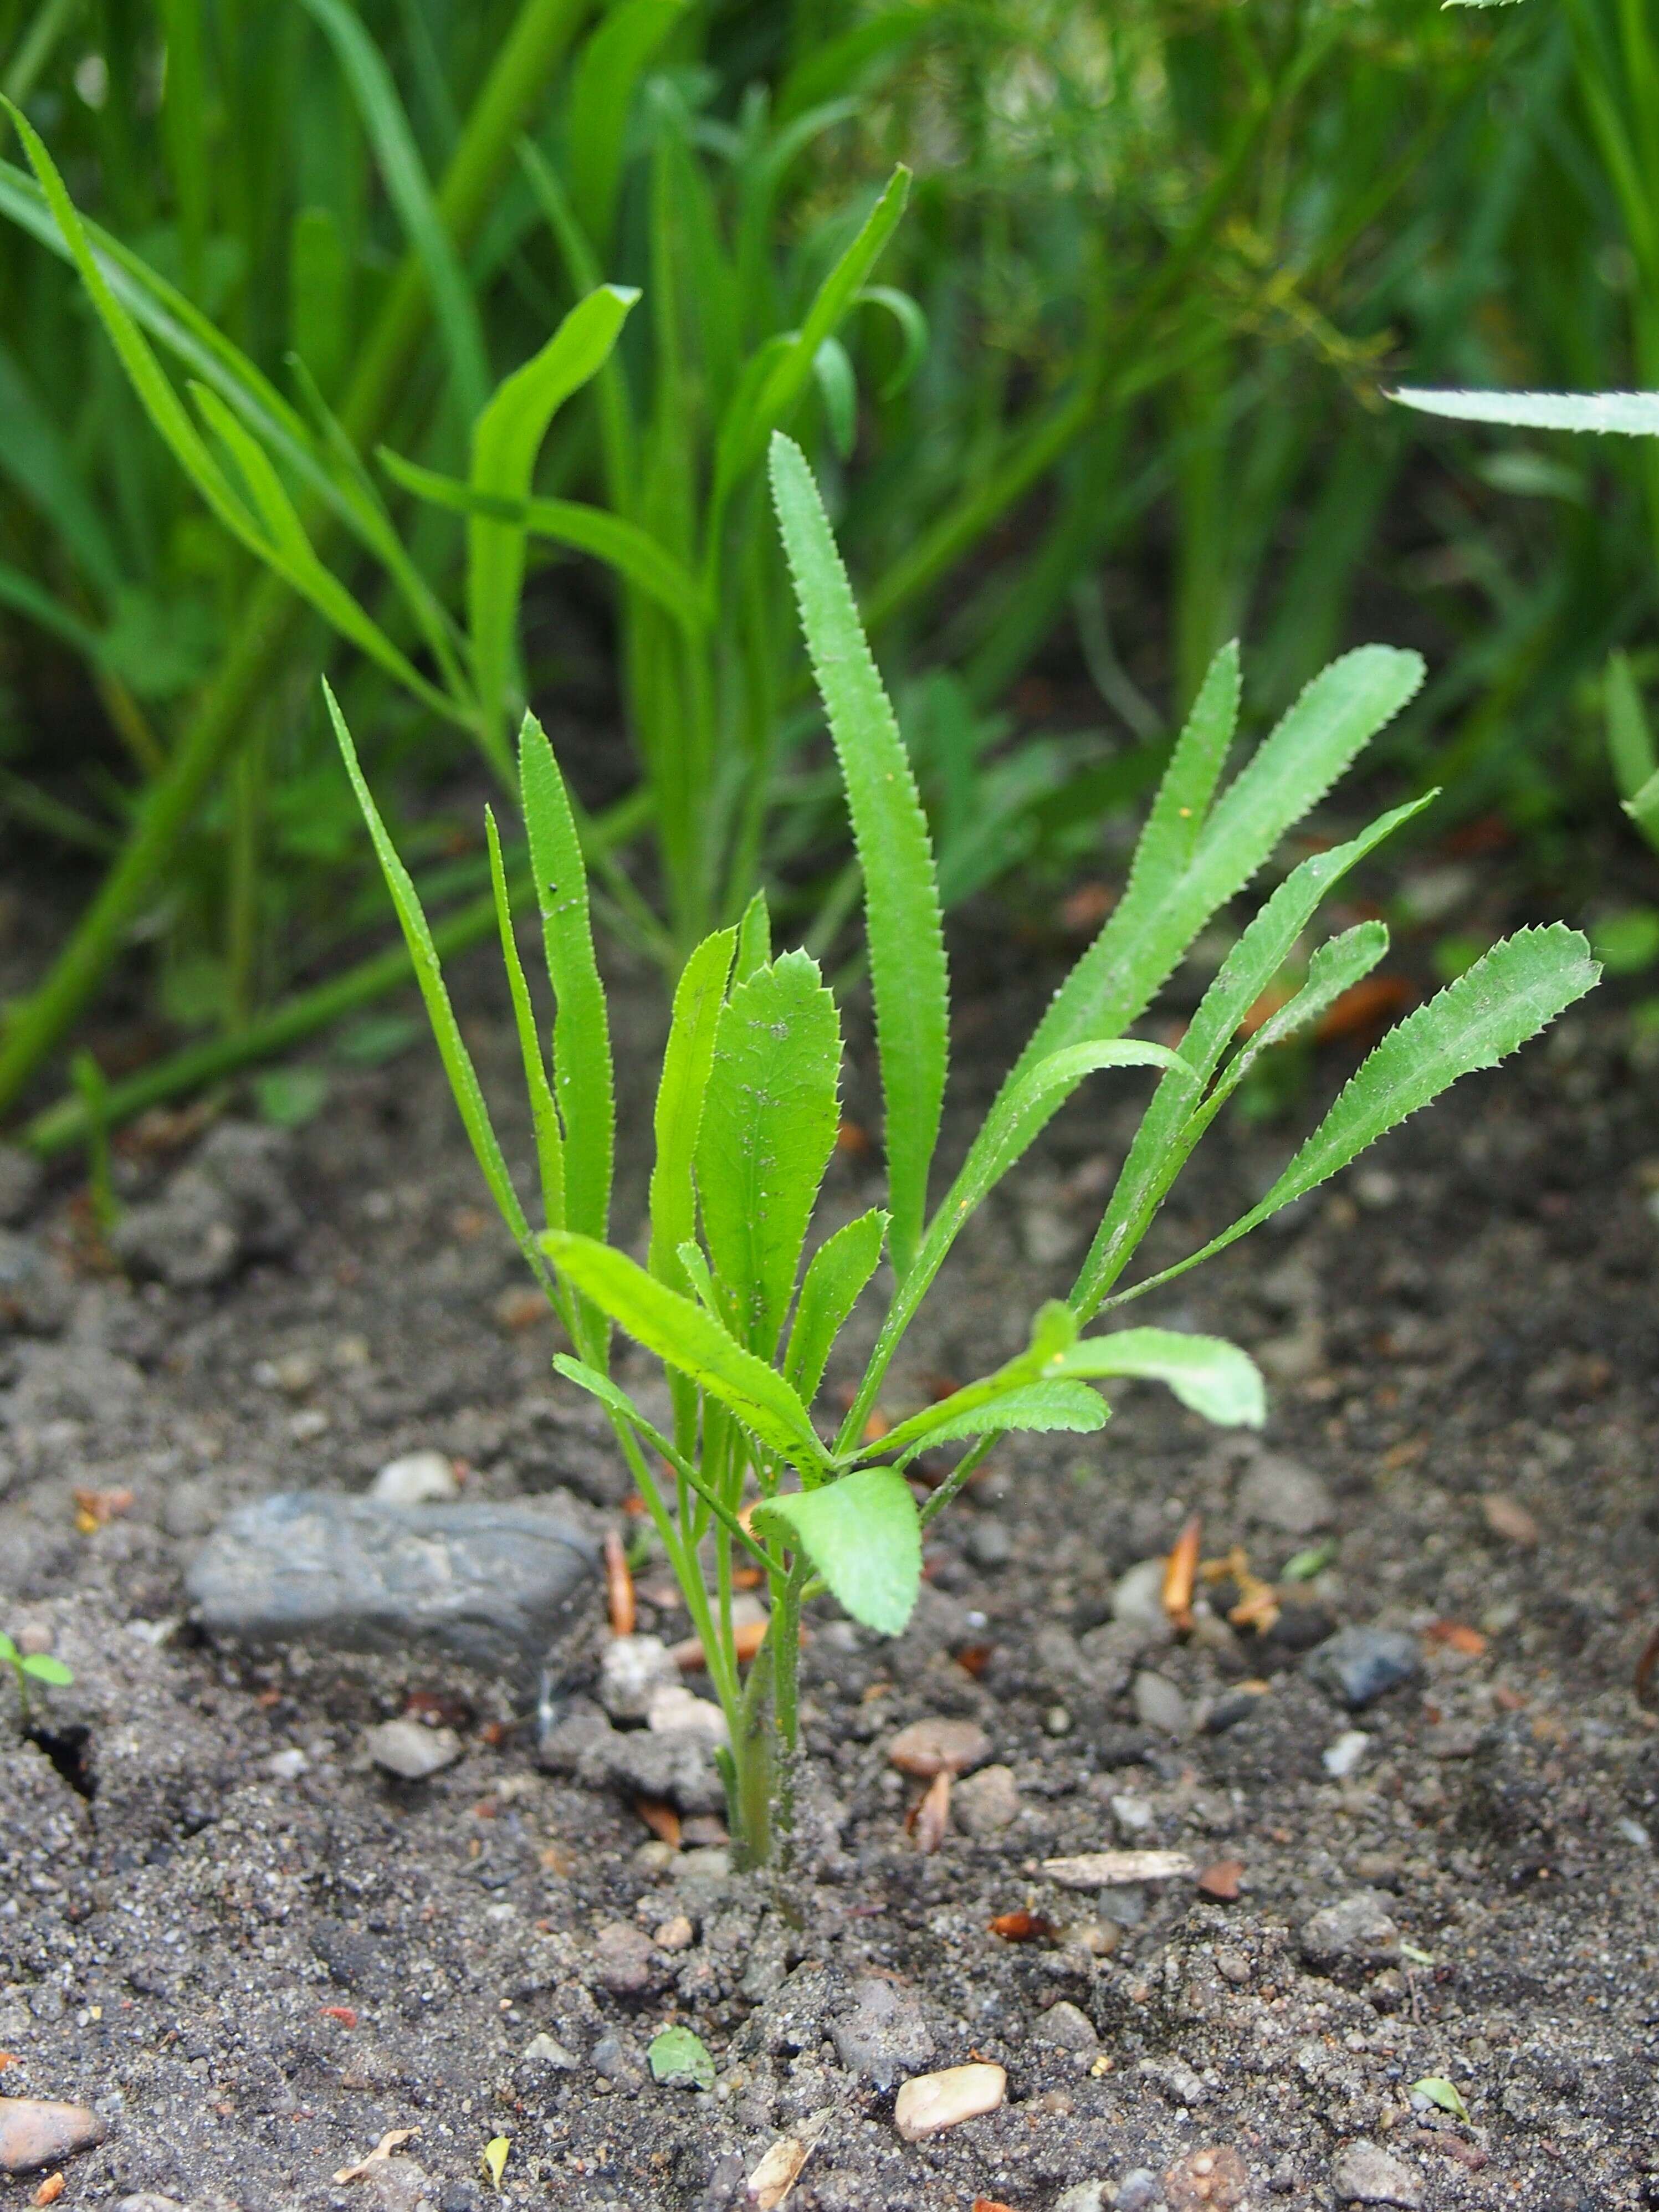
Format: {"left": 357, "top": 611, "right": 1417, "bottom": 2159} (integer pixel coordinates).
{"left": 188, "top": 1491, "right": 598, "bottom": 1675}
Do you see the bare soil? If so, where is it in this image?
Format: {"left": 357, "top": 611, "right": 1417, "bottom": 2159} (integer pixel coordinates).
{"left": 2, "top": 918, "right": 1658, "bottom": 2212}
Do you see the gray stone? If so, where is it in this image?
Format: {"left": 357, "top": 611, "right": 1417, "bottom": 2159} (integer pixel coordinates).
{"left": 598, "top": 1633, "right": 680, "bottom": 1721}
{"left": 370, "top": 1449, "right": 459, "bottom": 1506}
{"left": 1112, "top": 1558, "right": 1175, "bottom": 1645}
{"left": 953, "top": 1763, "right": 1020, "bottom": 1837}
{"left": 1304, "top": 1627, "right": 1421, "bottom": 1710}
{"left": 365, "top": 1718, "right": 462, "bottom": 1780}
{"left": 1139, "top": 2056, "right": 1207, "bottom": 2107}
{"left": 591, "top": 1921, "right": 658, "bottom": 1996}
{"left": 590, "top": 2030, "right": 645, "bottom": 2086}
{"left": 0, "top": 1148, "right": 44, "bottom": 1226}
{"left": 1330, "top": 2139, "right": 1422, "bottom": 2208}
{"left": 1236, "top": 1452, "right": 1333, "bottom": 1534}
{"left": 1133, "top": 1671, "right": 1191, "bottom": 1735}
{"left": 730, "top": 1958, "right": 835, "bottom": 2062}
{"left": 187, "top": 1492, "right": 597, "bottom": 1676}
{"left": 1117, "top": 2172, "right": 1163, "bottom": 2212}
{"left": 0, "top": 1232, "right": 71, "bottom": 1335}
{"left": 1055, "top": 2187, "right": 1110, "bottom": 2212}
{"left": 606, "top": 1724, "right": 726, "bottom": 1814}
{"left": 829, "top": 1975, "right": 934, "bottom": 2090}
{"left": 1299, "top": 1891, "right": 1400, "bottom": 1972}
{"left": 1035, "top": 1999, "right": 1098, "bottom": 2051}
{"left": 521, "top": 2032, "right": 579, "bottom": 2070}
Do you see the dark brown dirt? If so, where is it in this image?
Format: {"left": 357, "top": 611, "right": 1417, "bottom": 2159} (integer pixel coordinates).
{"left": 2, "top": 916, "right": 1658, "bottom": 2212}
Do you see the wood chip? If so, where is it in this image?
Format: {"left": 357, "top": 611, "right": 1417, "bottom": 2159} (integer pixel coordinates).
{"left": 32, "top": 2178, "right": 64, "bottom": 2208}
{"left": 746, "top": 2105, "right": 830, "bottom": 2208}
{"left": 1479, "top": 1492, "right": 1539, "bottom": 1547}
{"left": 911, "top": 1770, "right": 951, "bottom": 1855}
{"left": 1042, "top": 1850, "right": 1196, "bottom": 1889}
{"left": 893, "top": 2063, "right": 1007, "bottom": 2142}
{"left": 604, "top": 1528, "right": 636, "bottom": 1636}
{"left": 334, "top": 2127, "right": 419, "bottom": 2183}
{"left": 634, "top": 1796, "right": 682, "bottom": 1847}
{"left": 1163, "top": 1514, "right": 1201, "bottom": 1631}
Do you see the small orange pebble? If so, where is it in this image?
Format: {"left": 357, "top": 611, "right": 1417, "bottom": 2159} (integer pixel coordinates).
{"left": 73, "top": 1484, "right": 134, "bottom": 1533}
{"left": 635, "top": 1796, "right": 682, "bottom": 1847}
{"left": 0, "top": 2051, "right": 16, "bottom": 2068}
{"left": 734, "top": 1618, "right": 771, "bottom": 1662}
{"left": 479, "top": 1719, "right": 513, "bottom": 1748}
{"left": 1196, "top": 1858, "right": 1245, "bottom": 1902}
{"left": 954, "top": 1642, "right": 993, "bottom": 1680}
{"left": 835, "top": 1118, "right": 872, "bottom": 1155}
{"left": 1426, "top": 1620, "right": 1487, "bottom": 1656}
{"left": 622, "top": 1493, "right": 647, "bottom": 1517}
{"left": 33, "top": 2175, "right": 65, "bottom": 2207}
{"left": 972, "top": 2200, "right": 1017, "bottom": 2211}
{"left": 861, "top": 1407, "right": 892, "bottom": 1445}
{"left": 493, "top": 1285, "right": 546, "bottom": 1333}
{"left": 1492, "top": 1684, "right": 1527, "bottom": 1712}
{"left": 1163, "top": 1514, "right": 1201, "bottom": 1632}
{"left": 989, "top": 1909, "right": 1054, "bottom": 1943}
{"left": 731, "top": 1566, "right": 765, "bottom": 1591}
{"left": 470, "top": 1799, "right": 499, "bottom": 1821}
{"left": 604, "top": 1528, "right": 636, "bottom": 1637}
{"left": 320, "top": 2006, "right": 357, "bottom": 2029}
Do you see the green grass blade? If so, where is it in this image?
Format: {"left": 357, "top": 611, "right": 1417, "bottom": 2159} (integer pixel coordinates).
{"left": 770, "top": 432, "right": 947, "bottom": 1281}
{"left": 1052, "top": 1329, "right": 1265, "bottom": 1427}
{"left": 1606, "top": 652, "right": 1659, "bottom": 857}
{"left": 1072, "top": 796, "right": 1432, "bottom": 1318}
{"left": 734, "top": 889, "right": 771, "bottom": 980}
{"left": 1625, "top": 769, "right": 1659, "bottom": 853}
{"left": 1013, "top": 645, "right": 1424, "bottom": 1085}
{"left": 298, "top": 0, "right": 490, "bottom": 421}
{"left": 485, "top": 806, "right": 566, "bottom": 1237}
{"left": 1394, "top": 387, "right": 1659, "bottom": 436}
{"left": 648, "top": 926, "right": 738, "bottom": 1292}
{"left": 566, "top": 0, "right": 686, "bottom": 251}
{"left": 786, "top": 1207, "right": 888, "bottom": 1402}
{"left": 469, "top": 284, "right": 639, "bottom": 756}
{"left": 380, "top": 448, "right": 704, "bottom": 636}
{"left": 696, "top": 950, "right": 842, "bottom": 1358}
{"left": 1114, "top": 925, "right": 1601, "bottom": 1304}
{"left": 520, "top": 714, "right": 614, "bottom": 1244}
{"left": 752, "top": 1466, "right": 919, "bottom": 1635}
{"left": 544, "top": 1232, "right": 831, "bottom": 1474}
{"left": 328, "top": 683, "right": 552, "bottom": 1294}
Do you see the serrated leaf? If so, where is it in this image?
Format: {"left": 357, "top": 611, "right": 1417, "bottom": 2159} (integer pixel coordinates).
{"left": 892, "top": 1378, "right": 1107, "bottom": 1460}
{"left": 485, "top": 807, "right": 564, "bottom": 1235}
{"left": 1394, "top": 387, "right": 1659, "bottom": 435}
{"left": 329, "top": 685, "right": 551, "bottom": 1294}
{"left": 1072, "top": 796, "right": 1431, "bottom": 1317}
{"left": 1119, "top": 925, "right": 1600, "bottom": 1300}
{"left": 696, "top": 951, "right": 842, "bottom": 1358}
{"left": 544, "top": 1233, "right": 830, "bottom": 1475}
{"left": 754, "top": 1466, "right": 920, "bottom": 1635}
{"left": 786, "top": 1209, "right": 889, "bottom": 1403}
{"left": 469, "top": 286, "right": 639, "bottom": 763}
{"left": 648, "top": 2024, "right": 716, "bottom": 2091}
{"left": 520, "top": 716, "right": 613, "bottom": 1247}
{"left": 770, "top": 432, "right": 946, "bottom": 1282}
{"left": 1050, "top": 1328, "right": 1265, "bottom": 1427}
{"left": 649, "top": 928, "right": 738, "bottom": 1292}
{"left": 1213, "top": 921, "right": 1391, "bottom": 1094}
{"left": 734, "top": 888, "right": 771, "bottom": 981}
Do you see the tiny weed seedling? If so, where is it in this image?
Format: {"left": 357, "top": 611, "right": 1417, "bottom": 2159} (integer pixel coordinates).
{"left": 336, "top": 436, "right": 1598, "bottom": 1870}
{"left": 0, "top": 1631, "right": 72, "bottom": 1728}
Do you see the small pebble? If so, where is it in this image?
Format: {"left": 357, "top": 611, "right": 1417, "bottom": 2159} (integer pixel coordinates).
{"left": 1300, "top": 1892, "right": 1400, "bottom": 1971}
{"left": 1133, "top": 1671, "right": 1191, "bottom": 1735}
{"left": 886, "top": 1716, "right": 991, "bottom": 1777}
{"left": 1035, "top": 2000, "right": 1098, "bottom": 2052}
{"left": 1330, "top": 2138, "right": 1422, "bottom": 2208}
{"left": 892, "top": 2062, "right": 1006, "bottom": 2141}
{"left": 598, "top": 1635, "right": 680, "bottom": 1722}
{"left": 1323, "top": 1730, "right": 1370, "bottom": 1778}
{"left": 1112, "top": 1559, "right": 1175, "bottom": 1643}
{"left": 653, "top": 1914, "right": 694, "bottom": 1951}
{"left": 1044, "top": 1704, "right": 1073, "bottom": 1736}
{"left": 1111, "top": 1792, "right": 1155, "bottom": 1836}
{"left": 1164, "top": 2144, "right": 1250, "bottom": 2210}
{"left": 1236, "top": 1454, "right": 1333, "bottom": 1535}
{"left": 521, "top": 2034, "right": 578, "bottom": 2070}
{"left": 966, "top": 1519, "right": 1012, "bottom": 1569}
{"left": 365, "top": 1719, "right": 463, "bottom": 1781}
{"left": 0, "top": 2100, "right": 106, "bottom": 2177}
{"left": 646, "top": 1682, "right": 729, "bottom": 1743}
{"left": 1117, "top": 2171, "right": 1162, "bottom": 2212}
{"left": 1140, "top": 2057, "right": 1208, "bottom": 2107}
{"left": 953, "top": 1763, "right": 1020, "bottom": 1836}
{"left": 591, "top": 1921, "right": 658, "bottom": 1996}
{"left": 370, "top": 1449, "right": 459, "bottom": 1506}
{"left": 1304, "top": 1627, "right": 1420, "bottom": 1711}
{"left": 265, "top": 1747, "right": 310, "bottom": 1782}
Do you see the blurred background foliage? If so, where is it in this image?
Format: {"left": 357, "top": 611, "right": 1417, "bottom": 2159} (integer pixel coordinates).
{"left": 0, "top": 0, "right": 1654, "bottom": 1148}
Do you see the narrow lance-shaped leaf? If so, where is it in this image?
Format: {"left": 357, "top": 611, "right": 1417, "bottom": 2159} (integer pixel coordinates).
{"left": 566, "top": 0, "right": 687, "bottom": 251}
{"left": 771, "top": 432, "right": 948, "bottom": 1281}
{"left": 1112, "top": 924, "right": 1601, "bottom": 1304}
{"left": 1048, "top": 1329, "right": 1266, "bottom": 1428}
{"left": 1208, "top": 923, "right": 1390, "bottom": 1103}
{"left": 753, "top": 1467, "right": 920, "bottom": 1636}
{"left": 734, "top": 888, "right": 771, "bottom": 981}
{"left": 520, "top": 715, "right": 614, "bottom": 1244}
{"left": 1392, "top": 387, "right": 1659, "bottom": 437}
{"left": 544, "top": 1232, "right": 831, "bottom": 1475}
{"left": 1072, "top": 795, "right": 1432, "bottom": 1318}
{"left": 696, "top": 951, "right": 841, "bottom": 1357}
{"left": 786, "top": 1208, "right": 888, "bottom": 1402}
{"left": 469, "top": 286, "right": 639, "bottom": 764}
{"left": 484, "top": 806, "right": 565, "bottom": 1236}
{"left": 327, "top": 684, "right": 551, "bottom": 1296}
{"left": 890, "top": 1378, "right": 1108, "bottom": 1463}
{"left": 649, "top": 928, "right": 738, "bottom": 1291}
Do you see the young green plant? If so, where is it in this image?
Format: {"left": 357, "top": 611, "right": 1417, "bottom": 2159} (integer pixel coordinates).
{"left": 0, "top": 1631, "right": 72, "bottom": 1728}
{"left": 335, "top": 433, "right": 1597, "bottom": 1870}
